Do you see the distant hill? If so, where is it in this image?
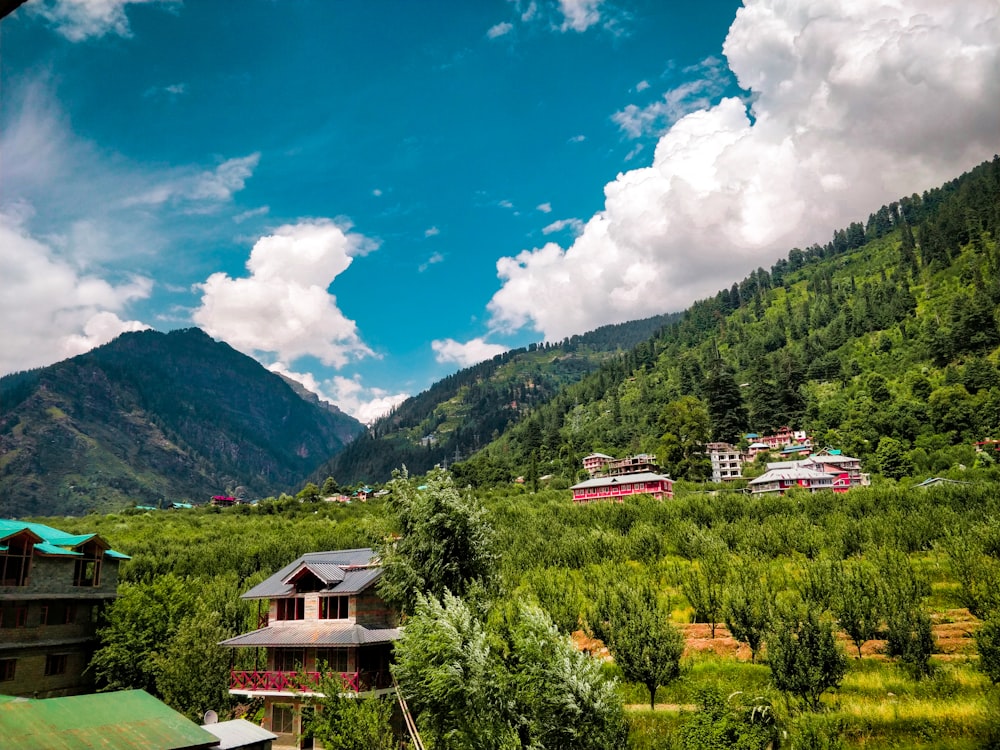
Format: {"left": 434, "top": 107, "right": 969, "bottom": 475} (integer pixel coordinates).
{"left": 455, "top": 157, "right": 1000, "bottom": 486}
{"left": 316, "top": 314, "right": 678, "bottom": 484}
{"left": 0, "top": 328, "right": 364, "bottom": 516}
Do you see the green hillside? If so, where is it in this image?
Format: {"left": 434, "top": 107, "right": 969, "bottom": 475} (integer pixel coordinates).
{"left": 0, "top": 328, "right": 364, "bottom": 516}
{"left": 319, "top": 314, "right": 677, "bottom": 484}
{"left": 456, "top": 157, "right": 1000, "bottom": 486}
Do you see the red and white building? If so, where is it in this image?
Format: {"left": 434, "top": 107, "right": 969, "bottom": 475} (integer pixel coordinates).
{"left": 750, "top": 449, "right": 869, "bottom": 495}
{"left": 748, "top": 466, "right": 835, "bottom": 495}
{"left": 582, "top": 453, "right": 613, "bottom": 476}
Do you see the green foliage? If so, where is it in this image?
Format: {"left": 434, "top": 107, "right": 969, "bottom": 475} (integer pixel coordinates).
{"left": 831, "top": 559, "right": 882, "bottom": 659}
{"left": 975, "top": 616, "right": 1000, "bottom": 686}
{"left": 154, "top": 604, "right": 234, "bottom": 722}
{"left": 393, "top": 592, "right": 626, "bottom": 750}
{"left": 377, "top": 468, "right": 497, "bottom": 615}
{"left": 306, "top": 675, "right": 395, "bottom": 750}
{"left": 91, "top": 574, "right": 198, "bottom": 694}
{"left": 678, "top": 688, "right": 778, "bottom": 750}
{"left": 598, "top": 579, "right": 685, "bottom": 709}
{"left": 657, "top": 396, "right": 712, "bottom": 481}
{"left": 724, "top": 560, "right": 775, "bottom": 663}
{"left": 877, "top": 548, "right": 936, "bottom": 678}
{"left": 680, "top": 536, "right": 729, "bottom": 639}
{"left": 767, "top": 609, "right": 848, "bottom": 712}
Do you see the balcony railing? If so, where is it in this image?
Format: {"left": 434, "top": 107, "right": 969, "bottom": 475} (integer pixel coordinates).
{"left": 229, "top": 670, "right": 390, "bottom": 694}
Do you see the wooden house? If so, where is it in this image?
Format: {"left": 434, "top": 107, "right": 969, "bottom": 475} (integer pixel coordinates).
{"left": 221, "top": 548, "right": 399, "bottom": 747}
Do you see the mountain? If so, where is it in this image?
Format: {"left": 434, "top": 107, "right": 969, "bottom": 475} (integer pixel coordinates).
{"left": 0, "top": 328, "right": 364, "bottom": 517}
{"left": 454, "top": 157, "right": 1000, "bottom": 486}
{"left": 317, "top": 314, "right": 678, "bottom": 485}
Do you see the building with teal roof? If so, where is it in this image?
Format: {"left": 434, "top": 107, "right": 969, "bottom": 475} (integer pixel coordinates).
{"left": 1, "top": 519, "right": 129, "bottom": 698}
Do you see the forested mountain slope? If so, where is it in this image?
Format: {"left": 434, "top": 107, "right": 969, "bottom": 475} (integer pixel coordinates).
{"left": 318, "top": 314, "right": 677, "bottom": 484}
{"left": 456, "top": 157, "right": 1000, "bottom": 486}
{"left": 0, "top": 328, "right": 364, "bottom": 516}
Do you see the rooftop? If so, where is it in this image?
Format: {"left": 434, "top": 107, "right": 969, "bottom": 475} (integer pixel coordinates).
{"left": 240, "top": 548, "right": 379, "bottom": 600}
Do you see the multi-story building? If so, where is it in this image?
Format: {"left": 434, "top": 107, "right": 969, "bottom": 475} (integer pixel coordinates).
{"left": 222, "top": 548, "right": 400, "bottom": 748}
{"left": 582, "top": 453, "right": 613, "bottom": 476}
{"left": 0, "top": 520, "right": 129, "bottom": 698}
{"left": 747, "top": 466, "right": 836, "bottom": 495}
{"left": 571, "top": 454, "right": 673, "bottom": 502}
{"left": 749, "top": 449, "right": 869, "bottom": 494}
{"left": 706, "top": 442, "right": 742, "bottom": 482}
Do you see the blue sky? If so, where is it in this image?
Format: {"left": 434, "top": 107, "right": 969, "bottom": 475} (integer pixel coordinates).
{"left": 3, "top": 1, "right": 999, "bottom": 422}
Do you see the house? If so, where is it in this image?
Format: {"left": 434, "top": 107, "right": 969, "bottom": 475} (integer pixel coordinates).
{"left": 744, "top": 442, "right": 770, "bottom": 460}
{"left": 706, "top": 442, "right": 742, "bottom": 482}
{"left": 603, "top": 453, "right": 660, "bottom": 476}
{"left": 211, "top": 496, "right": 239, "bottom": 507}
{"left": 748, "top": 466, "right": 836, "bottom": 495}
{"left": 570, "top": 472, "right": 674, "bottom": 502}
{"left": 750, "top": 449, "right": 869, "bottom": 495}
{"left": 582, "top": 453, "right": 613, "bottom": 476}
{"left": 758, "top": 427, "right": 810, "bottom": 450}
{"left": 0, "top": 520, "right": 129, "bottom": 698}
{"left": 221, "top": 548, "right": 400, "bottom": 747}
{"left": 0, "top": 689, "right": 223, "bottom": 750}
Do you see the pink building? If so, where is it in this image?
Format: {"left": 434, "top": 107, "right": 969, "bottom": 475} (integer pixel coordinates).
{"left": 570, "top": 472, "right": 674, "bottom": 502}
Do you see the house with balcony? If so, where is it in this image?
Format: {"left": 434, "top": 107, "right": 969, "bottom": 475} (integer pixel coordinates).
{"left": 221, "top": 548, "right": 399, "bottom": 747}
{"left": 747, "top": 466, "right": 836, "bottom": 495}
{"left": 570, "top": 472, "right": 674, "bottom": 502}
{"left": 749, "top": 449, "right": 869, "bottom": 495}
{"left": 0, "top": 520, "right": 129, "bottom": 698}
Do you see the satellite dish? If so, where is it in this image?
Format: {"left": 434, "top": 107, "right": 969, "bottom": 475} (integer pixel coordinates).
{"left": 203, "top": 710, "right": 218, "bottom": 725}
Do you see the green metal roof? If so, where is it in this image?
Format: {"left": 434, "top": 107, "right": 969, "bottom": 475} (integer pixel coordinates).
{"left": 0, "top": 689, "right": 219, "bottom": 750}
{"left": 0, "top": 519, "right": 130, "bottom": 561}
{"left": 33, "top": 542, "right": 83, "bottom": 557}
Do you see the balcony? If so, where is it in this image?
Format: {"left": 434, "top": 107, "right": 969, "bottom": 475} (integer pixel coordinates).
{"left": 229, "top": 670, "right": 391, "bottom": 695}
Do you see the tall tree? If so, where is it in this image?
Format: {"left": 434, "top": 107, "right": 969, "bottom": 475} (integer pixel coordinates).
{"left": 377, "top": 468, "right": 497, "bottom": 615}
{"left": 767, "top": 609, "right": 848, "bottom": 712}
{"left": 702, "top": 362, "right": 749, "bottom": 443}
{"left": 724, "top": 560, "right": 774, "bottom": 663}
{"left": 657, "top": 396, "right": 711, "bottom": 480}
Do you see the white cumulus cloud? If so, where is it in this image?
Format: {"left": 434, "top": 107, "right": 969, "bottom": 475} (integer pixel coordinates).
{"left": 0, "top": 214, "right": 151, "bottom": 374}
{"left": 487, "top": 21, "right": 513, "bottom": 39}
{"left": 192, "top": 220, "right": 377, "bottom": 368}
{"left": 486, "top": 0, "right": 1000, "bottom": 342}
{"left": 432, "top": 337, "right": 509, "bottom": 368}
{"left": 327, "top": 375, "right": 410, "bottom": 425}
{"left": 27, "top": 0, "right": 177, "bottom": 42}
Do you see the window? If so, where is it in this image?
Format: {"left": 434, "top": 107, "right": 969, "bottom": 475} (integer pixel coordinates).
{"left": 272, "top": 648, "right": 305, "bottom": 672}
{"left": 0, "top": 659, "right": 15, "bottom": 682}
{"left": 41, "top": 602, "right": 76, "bottom": 626}
{"left": 73, "top": 558, "right": 101, "bottom": 587}
{"left": 275, "top": 598, "right": 304, "bottom": 621}
{"left": 0, "top": 534, "right": 32, "bottom": 586}
{"left": 0, "top": 605, "right": 27, "bottom": 629}
{"left": 319, "top": 596, "right": 349, "bottom": 619}
{"left": 44, "top": 654, "right": 68, "bottom": 676}
{"left": 272, "top": 705, "right": 294, "bottom": 734}
{"left": 315, "top": 648, "right": 349, "bottom": 672}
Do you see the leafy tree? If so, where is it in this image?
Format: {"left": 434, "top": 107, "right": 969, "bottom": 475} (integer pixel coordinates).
{"left": 874, "top": 437, "right": 913, "bottom": 480}
{"left": 679, "top": 688, "right": 778, "bottom": 750}
{"left": 975, "top": 616, "right": 1000, "bottom": 686}
{"left": 393, "top": 592, "right": 625, "bottom": 750}
{"left": 306, "top": 674, "right": 396, "bottom": 750}
{"left": 377, "top": 468, "right": 497, "bottom": 615}
{"left": 681, "top": 541, "right": 729, "bottom": 639}
{"left": 296, "top": 482, "right": 321, "bottom": 502}
{"left": 657, "top": 396, "right": 712, "bottom": 480}
{"left": 767, "top": 609, "right": 848, "bottom": 712}
{"left": 877, "top": 548, "right": 935, "bottom": 678}
{"left": 91, "top": 574, "right": 197, "bottom": 694}
{"left": 321, "top": 476, "right": 340, "bottom": 496}
{"left": 154, "top": 605, "right": 234, "bottom": 721}
{"left": 831, "top": 560, "right": 882, "bottom": 659}
{"left": 724, "top": 560, "right": 774, "bottom": 663}
{"left": 599, "top": 580, "right": 685, "bottom": 709}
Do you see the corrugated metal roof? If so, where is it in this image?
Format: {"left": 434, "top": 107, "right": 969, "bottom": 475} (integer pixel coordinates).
{"left": 200, "top": 718, "right": 276, "bottom": 750}
{"left": 0, "top": 520, "right": 129, "bottom": 560}
{"left": 33, "top": 542, "right": 83, "bottom": 557}
{"left": 282, "top": 562, "right": 347, "bottom": 586}
{"left": 0, "top": 689, "right": 218, "bottom": 750}
{"left": 241, "top": 548, "right": 378, "bottom": 600}
{"left": 220, "top": 622, "right": 400, "bottom": 648}
{"left": 749, "top": 467, "right": 833, "bottom": 484}
{"left": 570, "top": 471, "right": 672, "bottom": 490}
{"left": 330, "top": 567, "right": 382, "bottom": 595}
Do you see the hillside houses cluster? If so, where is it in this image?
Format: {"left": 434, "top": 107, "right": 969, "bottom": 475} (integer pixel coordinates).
{"left": 706, "top": 427, "right": 870, "bottom": 494}
{"left": 572, "top": 453, "right": 674, "bottom": 502}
